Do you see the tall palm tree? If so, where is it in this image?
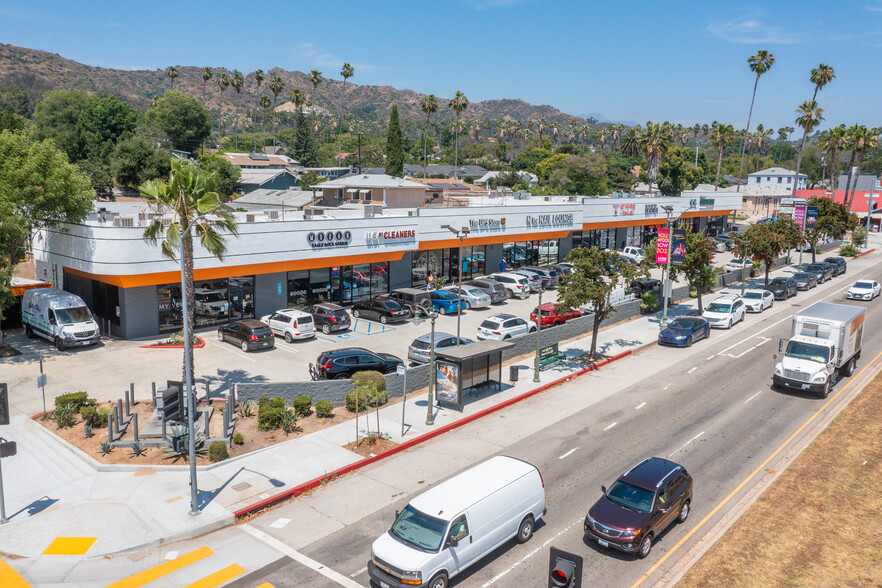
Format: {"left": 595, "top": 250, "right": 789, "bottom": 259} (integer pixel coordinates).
{"left": 754, "top": 124, "right": 772, "bottom": 172}
{"left": 291, "top": 88, "right": 306, "bottom": 114}
{"left": 841, "top": 125, "right": 859, "bottom": 199}
{"left": 259, "top": 95, "right": 271, "bottom": 148}
{"left": 166, "top": 65, "right": 180, "bottom": 90}
{"left": 308, "top": 70, "right": 323, "bottom": 104}
{"left": 268, "top": 76, "right": 284, "bottom": 145}
{"left": 819, "top": 124, "right": 846, "bottom": 192}
{"left": 140, "top": 160, "right": 238, "bottom": 382}
{"left": 597, "top": 130, "right": 607, "bottom": 152}
{"left": 737, "top": 49, "right": 775, "bottom": 191}
{"left": 641, "top": 122, "right": 671, "bottom": 194}
{"left": 792, "top": 100, "right": 825, "bottom": 196}
{"left": 537, "top": 118, "right": 547, "bottom": 148}
{"left": 448, "top": 90, "right": 469, "bottom": 178}
{"left": 341, "top": 62, "right": 354, "bottom": 84}
{"left": 201, "top": 67, "right": 213, "bottom": 95}
{"left": 254, "top": 69, "right": 265, "bottom": 90}
{"left": 710, "top": 123, "right": 735, "bottom": 190}
{"left": 620, "top": 128, "right": 641, "bottom": 157}
{"left": 338, "top": 62, "right": 354, "bottom": 163}
{"left": 230, "top": 72, "right": 245, "bottom": 149}
{"left": 810, "top": 63, "right": 835, "bottom": 101}
{"left": 420, "top": 95, "right": 438, "bottom": 176}
{"left": 847, "top": 126, "right": 878, "bottom": 209}
{"left": 216, "top": 72, "right": 230, "bottom": 140}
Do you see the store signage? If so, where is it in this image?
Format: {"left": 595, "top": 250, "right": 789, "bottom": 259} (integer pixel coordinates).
{"left": 700, "top": 197, "right": 715, "bottom": 209}
{"left": 613, "top": 203, "right": 636, "bottom": 216}
{"left": 805, "top": 206, "right": 818, "bottom": 230}
{"left": 644, "top": 204, "right": 659, "bottom": 216}
{"left": 365, "top": 229, "right": 417, "bottom": 242}
{"left": 526, "top": 213, "right": 575, "bottom": 228}
{"left": 468, "top": 218, "right": 506, "bottom": 230}
{"left": 307, "top": 230, "right": 352, "bottom": 249}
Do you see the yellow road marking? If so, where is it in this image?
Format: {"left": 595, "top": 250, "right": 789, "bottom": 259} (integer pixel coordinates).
{"left": 0, "top": 557, "right": 31, "bottom": 587}
{"left": 43, "top": 537, "right": 97, "bottom": 555}
{"left": 629, "top": 349, "right": 882, "bottom": 588}
{"left": 105, "top": 546, "right": 214, "bottom": 588}
{"left": 184, "top": 564, "right": 245, "bottom": 588}
{"left": 255, "top": 584, "right": 275, "bottom": 588}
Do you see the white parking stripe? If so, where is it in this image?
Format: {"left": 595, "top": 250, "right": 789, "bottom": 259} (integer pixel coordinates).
{"left": 667, "top": 431, "right": 705, "bottom": 458}
{"left": 210, "top": 342, "right": 256, "bottom": 363}
{"left": 274, "top": 345, "right": 300, "bottom": 355}
{"left": 635, "top": 402, "right": 647, "bottom": 410}
{"left": 350, "top": 566, "right": 367, "bottom": 578}
{"left": 744, "top": 391, "right": 762, "bottom": 404}
{"left": 604, "top": 422, "right": 618, "bottom": 431}
{"left": 559, "top": 448, "right": 578, "bottom": 460}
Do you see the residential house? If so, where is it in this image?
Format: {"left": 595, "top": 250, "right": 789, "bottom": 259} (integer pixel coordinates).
{"left": 317, "top": 174, "right": 428, "bottom": 208}
{"left": 837, "top": 174, "right": 880, "bottom": 192}
{"left": 402, "top": 164, "right": 489, "bottom": 179}
{"left": 220, "top": 152, "right": 298, "bottom": 169}
{"left": 236, "top": 168, "right": 300, "bottom": 196}
{"left": 473, "top": 170, "right": 538, "bottom": 188}
{"left": 231, "top": 188, "right": 315, "bottom": 213}
{"left": 748, "top": 167, "right": 806, "bottom": 190}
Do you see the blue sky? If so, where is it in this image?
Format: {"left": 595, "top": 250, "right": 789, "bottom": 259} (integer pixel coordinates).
{"left": 2, "top": 0, "right": 880, "bottom": 130}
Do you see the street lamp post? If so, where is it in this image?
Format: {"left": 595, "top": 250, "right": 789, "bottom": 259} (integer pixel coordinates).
{"left": 178, "top": 221, "right": 201, "bottom": 517}
{"left": 442, "top": 225, "right": 470, "bottom": 345}
{"left": 411, "top": 306, "right": 440, "bottom": 426}
{"left": 533, "top": 286, "right": 545, "bottom": 383}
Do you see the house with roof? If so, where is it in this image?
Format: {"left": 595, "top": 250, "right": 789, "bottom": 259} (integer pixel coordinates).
{"left": 220, "top": 152, "right": 298, "bottom": 169}
{"left": 316, "top": 174, "right": 428, "bottom": 208}
{"left": 231, "top": 188, "right": 315, "bottom": 213}
{"left": 837, "top": 174, "right": 880, "bottom": 192}
{"left": 236, "top": 168, "right": 300, "bottom": 196}
{"left": 473, "top": 170, "right": 538, "bottom": 188}
{"left": 402, "top": 164, "right": 489, "bottom": 179}
{"left": 748, "top": 167, "right": 806, "bottom": 190}
{"left": 408, "top": 177, "right": 489, "bottom": 205}
{"left": 797, "top": 188, "right": 882, "bottom": 230}
{"left": 263, "top": 145, "right": 287, "bottom": 156}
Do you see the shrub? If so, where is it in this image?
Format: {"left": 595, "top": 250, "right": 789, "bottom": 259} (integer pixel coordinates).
{"left": 83, "top": 424, "right": 93, "bottom": 438}
{"left": 839, "top": 244, "right": 859, "bottom": 257}
{"left": 237, "top": 401, "right": 255, "bottom": 418}
{"left": 209, "top": 441, "right": 229, "bottom": 462}
{"left": 257, "top": 406, "right": 285, "bottom": 430}
{"left": 315, "top": 400, "right": 335, "bottom": 418}
{"left": 292, "top": 395, "right": 313, "bottom": 418}
{"left": 55, "top": 391, "right": 93, "bottom": 412}
{"left": 352, "top": 370, "right": 386, "bottom": 393}
{"left": 258, "top": 396, "right": 286, "bottom": 410}
{"left": 98, "top": 441, "right": 114, "bottom": 455}
{"left": 852, "top": 227, "right": 868, "bottom": 248}
{"left": 81, "top": 405, "right": 111, "bottom": 428}
{"left": 232, "top": 432, "right": 244, "bottom": 445}
{"left": 345, "top": 384, "right": 388, "bottom": 413}
{"left": 640, "top": 292, "right": 660, "bottom": 314}
{"left": 129, "top": 441, "right": 147, "bottom": 457}
{"left": 279, "top": 410, "right": 300, "bottom": 434}
{"left": 53, "top": 402, "right": 78, "bottom": 428}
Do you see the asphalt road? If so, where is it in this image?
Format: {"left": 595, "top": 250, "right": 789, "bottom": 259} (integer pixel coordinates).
{"left": 226, "top": 257, "right": 882, "bottom": 588}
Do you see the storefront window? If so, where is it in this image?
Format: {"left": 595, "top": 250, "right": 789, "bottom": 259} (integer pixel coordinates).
{"left": 352, "top": 264, "right": 371, "bottom": 302}
{"left": 537, "top": 239, "right": 558, "bottom": 265}
{"left": 158, "top": 285, "right": 183, "bottom": 333}
{"left": 371, "top": 262, "right": 389, "bottom": 296}
{"left": 427, "top": 249, "right": 443, "bottom": 282}
{"left": 287, "top": 270, "right": 309, "bottom": 307}
{"left": 412, "top": 251, "right": 428, "bottom": 288}
{"left": 310, "top": 268, "right": 331, "bottom": 303}
{"left": 228, "top": 276, "right": 255, "bottom": 321}
{"left": 465, "top": 245, "right": 485, "bottom": 277}
{"left": 194, "top": 278, "right": 230, "bottom": 328}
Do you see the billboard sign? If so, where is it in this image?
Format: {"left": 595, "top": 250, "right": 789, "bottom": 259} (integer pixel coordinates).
{"left": 805, "top": 206, "right": 818, "bottom": 230}
{"left": 435, "top": 361, "right": 460, "bottom": 406}
{"left": 793, "top": 204, "right": 806, "bottom": 229}
{"left": 671, "top": 230, "right": 686, "bottom": 266}
{"left": 655, "top": 228, "right": 670, "bottom": 264}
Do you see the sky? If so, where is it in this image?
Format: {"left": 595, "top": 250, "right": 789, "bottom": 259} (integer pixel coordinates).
{"left": 1, "top": 0, "right": 881, "bottom": 131}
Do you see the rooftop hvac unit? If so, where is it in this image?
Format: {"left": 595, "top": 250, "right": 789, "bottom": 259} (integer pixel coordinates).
{"left": 114, "top": 216, "right": 135, "bottom": 227}
{"left": 246, "top": 214, "right": 257, "bottom": 222}
{"left": 265, "top": 210, "right": 280, "bottom": 220}
{"left": 304, "top": 207, "right": 324, "bottom": 218}
{"left": 160, "top": 216, "right": 173, "bottom": 227}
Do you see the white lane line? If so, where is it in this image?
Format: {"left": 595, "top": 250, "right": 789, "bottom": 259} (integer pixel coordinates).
{"left": 663, "top": 384, "right": 672, "bottom": 390}
{"left": 210, "top": 342, "right": 257, "bottom": 363}
{"left": 744, "top": 391, "right": 762, "bottom": 404}
{"left": 274, "top": 345, "right": 300, "bottom": 355}
{"left": 716, "top": 315, "right": 792, "bottom": 355}
{"left": 727, "top": 336, "right": 772, "bottom": 359}
{"left": 239, "top": 524, "right": 362, "bottom": 587}
{"left": 667, "top": 431, "right": 705, "bottom": 458}
{"left": 635, "top": 402, "right": 647, "bottom": 410}
{"left": 604, "top": 422, "right": 618, "bottom": 431}
{"left": 687, "top": 367, "right": 698, "bottom": 374}
{"left": 350, "top": 566, "right": 367, "bottom": 578}
{"left": 559, "top": 448, "right": 578, "bottom": 460}
{"left": 706, "top": 355, "right": 716, "bottom": 361}
{"left": 482, "top": 517, "right": 583, "bottom": 587}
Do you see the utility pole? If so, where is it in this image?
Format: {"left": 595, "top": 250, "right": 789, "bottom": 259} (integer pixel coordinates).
{"left": 357, "top": 132, "right": 364, "bottom": 173}
{"left": 533, "top": 286, "right": 545, "bottom": 383}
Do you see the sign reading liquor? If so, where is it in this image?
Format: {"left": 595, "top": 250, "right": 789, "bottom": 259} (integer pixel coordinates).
{"left": 307, "top": 230, "right": 352, "bottom": 249}
{"left": 525, "top": 213, "right": 575, "bottom": 228}
{"left": 468, "top": 217, "right": 506, "bottom": 231}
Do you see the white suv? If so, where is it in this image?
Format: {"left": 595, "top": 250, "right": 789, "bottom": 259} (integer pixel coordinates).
{"left": 476, "top": 314, "right": 536, "bottom": 340}
{"left": 621, "top": 246, "right": 645, "bottom": 263}
{"left": 194, "top": 289, "right": 228, "bottom": 317}
{"left": 260, "top": 309, "right": 316, "bottom": 342}
{"left": 485, "top": 273, "right": 531, "bottom": 299}
{"left": 702, "top": 295, "right": 746, "bottom": 329}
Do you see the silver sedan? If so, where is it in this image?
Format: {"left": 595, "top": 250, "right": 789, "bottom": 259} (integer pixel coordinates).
{"left": 443, "top": 286, "right": 492, "bottom": 309}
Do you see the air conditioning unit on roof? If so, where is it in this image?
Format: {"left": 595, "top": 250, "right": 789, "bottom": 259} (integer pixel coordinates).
{"left": 265, "top": 209, "right": 280, "bottom": 220}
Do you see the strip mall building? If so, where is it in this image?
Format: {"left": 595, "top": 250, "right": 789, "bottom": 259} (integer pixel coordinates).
{"left": 33, "top": 191, "right": 740, "bottom": 339}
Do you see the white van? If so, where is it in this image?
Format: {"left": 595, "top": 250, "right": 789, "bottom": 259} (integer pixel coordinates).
{"left": 368, "top": 456, "right": 545, "bottom": 588}
{"left": 22, "top": 288, "right": 101, "bottom": 350}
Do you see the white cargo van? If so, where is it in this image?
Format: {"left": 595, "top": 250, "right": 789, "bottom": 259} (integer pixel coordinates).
{"left": 368, "top": 456, "right": 545, "bottom": 588}
{"left": 22, "top": 288, "right": 101, "bottom": 350}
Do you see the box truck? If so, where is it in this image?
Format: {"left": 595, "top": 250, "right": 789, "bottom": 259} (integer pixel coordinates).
{"left": 22, "top": 288, "right": 100, "bottom": 351}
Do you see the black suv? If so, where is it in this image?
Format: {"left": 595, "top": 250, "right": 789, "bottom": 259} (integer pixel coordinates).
{"left": 766, "top": 277, "right": 798, "bottom": 300}
{"left": 302, "top": 303, "right": 351, "bottom": 335}
{"left": 351, "top": 297, "right": 411, "bottom": 324}
{"left": 630, "top": 278, "right": 662, "bottom": 295}
{"left": 217, "top": 320, "right": 274, "bottom": 352}
{"left": 466, "top": 279, "right": 509, "bottom": 304}
{"left": 585, "top": 457, "right": 693, "bottom": 559}
{"left": 821, "top": 256, "right": 847, "bottom": 276}
{"left": 312, "top": 347, "right": 403, "bottom": 379}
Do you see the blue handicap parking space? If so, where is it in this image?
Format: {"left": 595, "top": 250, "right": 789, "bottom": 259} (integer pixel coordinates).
{"left": 352, "top": 318, "right": 397, "bottom": 335}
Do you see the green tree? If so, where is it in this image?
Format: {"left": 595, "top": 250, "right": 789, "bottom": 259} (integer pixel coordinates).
{"left": 810, "top": 63, "right": 836, "bottom": 101}
{"left": 199, "top": 153, "right": 241, "bottom": 198}
{"left": 215, "top": 72, "right": 230, "bottom": 137}
{"left": 230, "top": 72, "right": 245, "bottom": 149}
{"left": 449, "top": 90, "right": 469, "bottom": 176}
{"left": 818, "top": 125, "right": 846, "bottom": 191}
{"left": 535, "top": 153, "right": 570, "bottom": 182}
{"left": 806, "top": 196, "right": 858, "bottom": 262}
{"left": 548, "top": 154, "right": 608, "bottom": 195}
{"left": 772, "top": 216, "right": 803, "bottom": 264}
{"left": 656, "top": 146, "right": 703, "bottom": 196}
{"left": 201, "top": 67, "right": 213, "bottom": 94}
{"left": 166, "top": 66, "right": 179, "bottom": 90}
{"left": 385, "top": 105, "right": 404, "bottom": 177}
{"left": 641, "top": 122, "right": 671, "bottom": 193}
{"left": 292, "top": 109, "right": 318, "bottom": 166}
{"left": 711, "top": 123, "right": 735, "bottom": 190}
{"left": 557, "top": 246, "right": 644, "bottom": 359}
{"left": 620, "top": 128, "right": 640, "bottom": 157}
{"left": 0, "top": 83, "right": 32, "bottom": 117}
{"left": 298, "top": 171, "right": 328, "bottom": 191}
{"left": 737, "top": 49, "right": 775, "bottom": 188}
{"left": 33, "top": 89, "right": 100, "bottom": 162}
{"left": 77, "top": 160, "right": 113, "bottom": 200}
{"left": 731, "top": 222, "right": 785, "bottom": 286}
{"left": 846, "top": 126, "right": 877, "bottom": 209}
{"left": 792, "top": 100, "right": 825, "bottom": 196}
{"left": 420, "top": 94, "right": 438, "bottom": 175}
{"left": 511, "top": 147, "right": 553, "bottom": 174}
{"left": 254, "top": 69, "right": 265, "bottom": 90}
{"left": 258, "top": 95, "right": 272, "bottom": 145}
{"left": 140, "top": 160, "right": 238, "bottom": 381}
{"left": 0, "top": 108, "right": 27, "bottom": 132}
{"left": 110, "top": 137, "right": 171, "bottom": 188}
{"left": 144, "top": 90, "right": 212, "bottom": 153}
{"left": 269, "top": 76, "right": 284, "bottom": 145}
{"left": 645, "top": 227, "right": 717, "bottom": 313}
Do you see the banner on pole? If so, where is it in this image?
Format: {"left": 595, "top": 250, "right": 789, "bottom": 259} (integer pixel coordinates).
{"left": 656, "top": 228, "right": 670, "bottom": 264}
{"left": 672, "top": 230, "right": 686, "bottom": 266}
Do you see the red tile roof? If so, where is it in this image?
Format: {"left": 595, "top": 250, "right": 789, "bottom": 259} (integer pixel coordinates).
{"left": 796, "top": 189, "right": 879, "bottom": 213}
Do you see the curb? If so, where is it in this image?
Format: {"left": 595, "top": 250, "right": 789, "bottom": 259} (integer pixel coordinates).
{"left": 233, "top": 348, "right": 634, "bottom": 519}
{"left": 140, "top": 337, "right": 206, "bottom": 349}
{"left": 854, "top": 247, "right": 876, "bottom": 259}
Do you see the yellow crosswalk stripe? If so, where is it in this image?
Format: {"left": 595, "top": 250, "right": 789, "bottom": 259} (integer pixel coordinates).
{"left": 184, "top": 564, "right": 246, "bottom": 588}
{"left": 43, "top": 536, "right": 97, "bottom": 555}
{"left": 255, "top": 584, "right": 275, "bottom": 588}
{"left": 105, "top": 546, "right": 214, "bottom": 588}
{"left": 0, "top": 557, "right": 31, "bottom": 588}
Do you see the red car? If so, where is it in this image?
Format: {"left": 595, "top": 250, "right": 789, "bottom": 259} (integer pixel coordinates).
{"left": 529, "top": 303, "right": 582, "bottom": 326}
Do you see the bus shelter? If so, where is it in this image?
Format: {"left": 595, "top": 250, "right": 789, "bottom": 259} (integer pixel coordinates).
{"left": 433, "top": 339, "right": 514, "bottom": 411}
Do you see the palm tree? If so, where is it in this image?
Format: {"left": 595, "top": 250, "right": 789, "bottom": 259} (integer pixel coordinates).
{"left": 847, "top": 126, "right": 877, "bottom": 209}
{"left": 710, "top": 123, "right": 735, "bottom": 190}
{"left": 308, "top": 70, "right": 323, "bottom": 103}
{"left": 754, "top": 124, "right": 772, "bottom": 172}
{"left": 737, "top": 49, "right": 775, "bottom": 191}
{"left": 230, "top": 72, "right": 245, "bottom": 149}
{"left": 201, "top": 67, "right": 213, "bottom": 95}
{"left": 842, "top": 125, "right": 859, "bottom": 199}
{"left": 259, "top": 95, "right": 272, "bottom": 148}
{"left": 166, "top": 65, "right": 180, "bottom": 90}
{"left": 610, "top": 123, "right": 624, "bottom": 150}
{"left": 268, "top": 76, "right": 284, "bottom": 145}
{"left": 537, "top": 118, "right": 547, "bottom": 148}
{"left": 792, "top": 100, "right": 825, "bottom": 196}
{"left": 420, "top": 95, "right": 438, "bottom": 176}
{"left": 810, "top": 63, "right": 835, "bottom": 101}
{"left": 338, "top": 62, "right": 354, "bottom": 163}
{"left": 620, "top": 128, "right": 641, "bottom": 157}
{"left": 140, "top": 160, "right": 238, "bottom": 382}
{"left": 216, "top": 72, "right": 230, "bottom": 140}
{"left": 449, "top": 90, "right": 469, "bottom": 178}
{"left": 291, "top": 88, "right": 306, "bottom": 114}
{"left": 819, "top": 124, "right": 846, "bottom": 192}
{"left": 641, "top": 122, "right": 671, "bottom": 194}
{"left": 597, "top": 130, "right": 607, "bottom": 152}
{"left": 341, "top": 62, "right": 354, "bottom": 84}
{"left": 254, "top": 69, "right": 265, "bottom": 90}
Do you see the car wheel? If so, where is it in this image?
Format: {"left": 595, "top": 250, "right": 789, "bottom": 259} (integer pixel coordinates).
{"left": 55, "top": 337, "right": 66, "bottom": 351}
{"left": 516, "top": 515, "right": 535, "bottom": 544}
{"left": 334, "top": 373, "right": 349, "bottom": 380}
{"left": 819, "top": 379, "right": 831, "bottom": 399}
{"left": 504, "top": 335, "right": 511, "bottom": 340}
{"left": 465, "top": 301, "right": 472, "bottom": 310}
{"left": 322, "top": 323, "right": 331, "bottom": 334}
{"left": 428, "top": 572, "right": 448, "bottom": 588}
{"left": 439, "top": 307, "right": 447, "bottom": 315}
{"left": 25, "top": 324, "right": 35, "bottom": 338}
{"left": 284, "top": 332, "right": 294, "bottom": 343}
{"left": 844, "top": 358, "right": 856, "bottom": 377}
{"left": 637, "top": 534, "right": 653, "bottom": 559}
{"left": 380, "top": 315, "right": 388, "bottom": 324}
{"left": 678, "top": 500, "right": 690, "bottom": 523}
{"left": 727, "top": 319, "right": 732, "bottom": 329}
{"left": 686, "top": 336, "right": 693, "bottom": 348}
{"left": 240, "top": 341, "right": 249, "bottom": 352}
{"left": 352, "top": 309, "right": 360, "bottom": 318}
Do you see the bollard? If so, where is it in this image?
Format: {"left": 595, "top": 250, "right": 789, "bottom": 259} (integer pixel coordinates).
{"left": 115, "top": 400, "right": 122, "bottom": 430}
{"left": 151, "top": 382, "right": 156, "bottom": 406}
{"left": 132, "top": 413, "right": 139, "bottom": 443}
{"left": 161, "top": 419, "right": 167, "bottom": 442}
{"left": 205, "top": 381, "right": 211, "bottom": 405}
{"left": 108, "top": 412, "right": 114, "bottom": 441}
{"left": 129, "top": 383, "right": 135, "bottom": 410}
{"left": 203, "top": 407, "right": 210, "bottom": 437}
{"left": 223, "top": 403, "right": 229, "bottom": 438}
{"left": 233, "top": 383, "right": 238, "bottom": 410}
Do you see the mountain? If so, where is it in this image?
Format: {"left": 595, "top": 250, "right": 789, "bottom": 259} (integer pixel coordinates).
{"left": 0, "top": 43, "right": 586, "bottom": 124}
{"left": 579, "top": 113, "right": 639, "bottom": 127}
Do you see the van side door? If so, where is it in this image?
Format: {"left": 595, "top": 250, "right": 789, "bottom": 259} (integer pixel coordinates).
{"left": 443, "top": 513, "right": 482, "bottom": 576}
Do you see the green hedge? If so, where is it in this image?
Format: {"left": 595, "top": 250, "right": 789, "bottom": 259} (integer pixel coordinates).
{"left": 345, "top": 385, "right": 388, "bottom": 413}
{"left": 55, "top": 391, "right": 94, "bottom": 412}
{"left": 292, "top": 395, "right": 313, "bottom": 417}
{"left": 80, "top": 405, "right": 112, "bottom": 428}
{"left": 352, "top": 371, "right": 386, "bottom": 392}
{"left": 258, "top": 396, "right": 286, "bottom": 409}
{"left": 315, "top": 400, "right": 335, "bottom": 418}
{"left": 257, "top": 406, "right": 286, "bottom": 430}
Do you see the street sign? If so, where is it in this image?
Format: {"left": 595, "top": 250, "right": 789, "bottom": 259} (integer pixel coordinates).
{"left": 36, "top": 374, "right": 47, "bottom": 388}
{"left": 396, "top": 364, "right": 405, "bottom": 376}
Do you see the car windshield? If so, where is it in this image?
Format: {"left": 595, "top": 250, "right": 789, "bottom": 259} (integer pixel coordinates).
{"left": 54, "top": 306, "right": 92, "bottom": 324}
{"left": 605, "top": 480, "right": 655, "bottom": 514}
{"left": 389, "top": 505, "right": 447, "bottom": 552}
{"left": 201, "top": 292, "right": 225, "bottom": 302}
{"left": 769, "top": 279, "right": 787, "bottom": 286}
{"left": 706, "top": 302, "right": 731, "bottom": 313}
{"left": 793, "top": 273, "right": 812, "bottom": 280}
{"left": 854, "top": 282, "right": 874, "bottom": 289}
{"left": 411, "top": 340, "right": 431, "bottom": 350}
{"left": 480, "top": 319, "right": 502, "bottom": 329}
{"left": 670, "top": 319, "right": 696, "bottom": 329}
{"left": 785, "top": 341, "right": 830, "bottom": 363}
{"left": 743, "top": 292, "right": 762, "bottom": 299}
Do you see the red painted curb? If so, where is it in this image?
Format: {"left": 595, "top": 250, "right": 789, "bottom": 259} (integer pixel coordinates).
{"left": 855, "top": 248, "right": 876, "bottom": 259}
{"left": 140, "top": 337, "right": 206, "bottom": 349}
{"left": 233, "top": 349, "right": 633, "bottom": 519}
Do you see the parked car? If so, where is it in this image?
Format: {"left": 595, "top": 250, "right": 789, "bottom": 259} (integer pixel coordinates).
{"left": 702, "top": 295, "right": 746, "bottom": 328}
{"left": 585, "top": 457, "right": 693, "bottom": 558}
{"left": 313, "top": 347, "right": 403, "bottom": 379}
{"left": 820, "top": 256, "right": 848, "bottom": 276}
{"left": 724, "top": 258, "right": 748, "bottom": 273}
{"left": 485, "top": 273, "right": 531, "bottom": 299}
{"left": 798, "top": 263, "right": 835, "bottom": 283}
{"left": 550, "top": 263, "right": 575, "bottom": 276}
{"left": 658, "top": 317, "right": 710, "bottom": 347}
{"left": 630, "top": 278, "right": 662, "bottom": 296}
{"left": 260, "top": 309, "right": 316, "bottom": 342}
{"left": 511, "top": 269, "right": 544, "bottom": 292}
{"left": 621, "top": 246, "right": 646, "bottom": 263}
{"left": 387, "top": 288, "right": 432, "bottom": 315}
{"left": 712, "top": 239, "right": 728, "bottom": 253}
{"left": 301, "top": 303, "right": 351, "bottom": 335}
{"left": 429, "top": 289, "right": 468, "bottom": 315}
{"left": 476, "top": 314, "right": 536, "bottom": 340}
{"left": 22, "top": 288, "right": 101, "bottom": 350}
{"left": 466, "top": 278, "right": 510, "bottom": 304}
{"left": 351, "top": 298, "right": 411, "bottom": 324}
{"left": 217, "top": 320, "right": 274, "bottom": 352}
{"left": 741, "top": 289, "right": 774, "bottom": 312}
{"left": 846, "top": 279, "right": 882, "bottom": 300}
{"left": 580, "top": 284, "right": 637, "bottom": 314}
{"left": 766, "top": 277, "right": 798, "bottom": 300}
{"left": 791, "top": 272, "right": 819, "bottom": 291}
{"left": 444, "top": 285, "right": 492, "bottom": 309}
{"left": 522, "top": 266, "right": 559, "bottom": 288}
{"left": 407, "top": 332, "right": 474, "bottom": 364}
{"left": 530, "top": 303, "right": 582, "bottom": 327}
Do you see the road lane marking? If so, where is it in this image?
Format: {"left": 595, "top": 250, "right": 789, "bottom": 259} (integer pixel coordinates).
{"left": 687, "top": 367, "right": 697, "bottom": 374}
{"left": 716, "top": 315, "right": 792, "bottom": 355}
{"left": 350, "top": 566, "right": 367, "bottom": 578}
{"left": 635, "top": 402, "right": 647, "bottom": 410}
{"left": 630, "top": 349, "right": 882, "bottom": 588}
{"left": 663, "top": 384, "right": 672, "bottom": 390}
{"left": 604, "top": 422, "right": 618, "bottom": 431}
{"left": 706, "top": 355, "right": 715, "bottom": 361}
{"left": 727, "top": 336, "right": 772, "bottom": 359}
{"left": 559, "top": 448, "right": 578, "bottom": 459}
{"left": 183, "top": 564, "right": 245, "bottom": 588}
{"left": 106, "top": 547, "right": 214, "bottom": 588}
{"left": 0, "top": 556, "right": 30, "bottom": 588}
{"left": 273, "top": 345, "right": 300, "bottom": 355}
{"left": 210, "top": 342, "right": 256, "bottom": 363}
{"left": 239, "top": 524, "right": 361, "bottom": 588}
{"left": 667, "top": 431, "right": 705, "bottom": 459}
{"left": 482, "top": 517, "right": 582, "bottom": 587}
{"left": 744, "top": 391, "right": 762, "bottom": 404}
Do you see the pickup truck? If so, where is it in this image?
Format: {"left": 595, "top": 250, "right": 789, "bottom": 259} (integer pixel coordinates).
{"left": 773, "top": 302, "right": 865, "bottom": 398}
